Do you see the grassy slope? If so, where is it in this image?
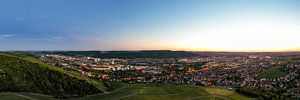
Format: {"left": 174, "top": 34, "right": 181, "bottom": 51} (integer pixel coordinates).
{"left": 258, "top": 66, "right": 287, "bottom": 78}
{"left": 0, "top": 52, "right": 107, "bottom": 91}
{"left": 0, "top": 83, "right": 254, "bottom": 100}
{"left": 77, "top": 84, "right": 254, "bottom": 100}
{"left": 205, "top": 87, "right": 254, "bottom": 100}
{"left": 0, "top": 93, "right": 30, "bottom": 100}
{"left": 0, "top": 92, "right": 55, "bottom": 100}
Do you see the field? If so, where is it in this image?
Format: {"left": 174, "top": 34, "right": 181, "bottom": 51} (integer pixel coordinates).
{"left": 205, "top": 87, "right": 253, "bottom": 100}
{"left": 258, "top": 66, "right": 287, "bottom": 78}
{"left": 0, "top": 84, "right": 253, "bottom": 100}
{"left": 75, "top": 84, "right": 254, "bottom": 100}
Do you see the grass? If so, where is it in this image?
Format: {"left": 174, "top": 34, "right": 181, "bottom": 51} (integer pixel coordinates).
{"left": 0, "top": 93, "right": 30, "bottom": 100}
{"left": 259, "top": 66, "right": 287, "bottom": 78}
{"left": 205, "top": 87, "right": 232, "bottom": 95}
{"left": 0, "top": 92, "right": 56, "bottom": 100}
{"left": 0, "top": 52, "right": 108, "bottom": 91}
{"left": 80, "top": 84, "right": 253, "bottom": 100}
{"left": 204, "top": 87, "right": 254, "bottom": 100}
{"left": 227, "top": 93, "right": 254, "bottom": 100}
{"left": 17, "top": 93, "right": 56, "bottom": 100}
{"left": 137, "top": 86, "right": 183, "bottom": 95}
{"left": 118, "top": 85, "right": 226, "bottom": 100}
{"left": 0, "top": 84, "right": 254, "bottom": 100}
{"left": 72, "top": 88, "right": 137, "bottom": 100}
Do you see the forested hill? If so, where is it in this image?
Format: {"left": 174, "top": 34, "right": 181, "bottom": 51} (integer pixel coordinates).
{"left": 0, "top": 53, "right": 107, "bottom": 98}
{"left": 45, "top": 50, "right": 197, "bottom": 58}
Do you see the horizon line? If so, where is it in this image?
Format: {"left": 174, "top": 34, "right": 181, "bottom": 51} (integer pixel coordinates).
{"left": 2, "top": 49, "right": 300, "bottom": 53}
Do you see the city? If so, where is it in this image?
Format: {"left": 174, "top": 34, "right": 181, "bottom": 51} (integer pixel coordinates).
{"left": 1, "top": 0, "right": 300, "bottom": 100}
{"left": 40, "top": 52, "right": 300, "bottom": 99}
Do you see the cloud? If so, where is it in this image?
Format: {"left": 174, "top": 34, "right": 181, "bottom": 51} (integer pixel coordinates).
{"left": 14, "top": 16, "right": 23, "bottom": 21}
{"left": 72, "top": 35, "right": 107, "bottom": 43}
{"left": 34, "top": 14, "right": 51, "bottom": 19}
{"left": 44, "top": 35, "right": 66, "bottom": 41}
{"left": 0, "top": 34, "right": 17, "bottom": 39}
{"left": 50, "top": 36, "right": 64, "bottom": 40}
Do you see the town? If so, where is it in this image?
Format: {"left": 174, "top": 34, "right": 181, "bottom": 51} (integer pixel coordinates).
{"left": 41, "top": 54, "right": 300, "bottom": 99}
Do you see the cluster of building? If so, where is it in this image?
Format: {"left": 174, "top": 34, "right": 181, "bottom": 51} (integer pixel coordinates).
{"left": 41, "top": 54, "right": 300, "bottom": 99}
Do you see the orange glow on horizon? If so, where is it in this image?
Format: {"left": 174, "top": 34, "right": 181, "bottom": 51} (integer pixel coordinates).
{"left": 122, "top": 46, "right": 300, "bottom": 52}
{"left": 176, "top": 48, "right": 300, "bottom": 52}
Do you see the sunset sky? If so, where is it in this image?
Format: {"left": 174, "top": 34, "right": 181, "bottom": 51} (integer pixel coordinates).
{"left": 1, "top": 0, "right": 300, "bottom": 51}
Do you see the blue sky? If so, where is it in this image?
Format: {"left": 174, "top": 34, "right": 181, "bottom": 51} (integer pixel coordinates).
{"left": 1, "top": 0, "right": 300, "bottom": 51}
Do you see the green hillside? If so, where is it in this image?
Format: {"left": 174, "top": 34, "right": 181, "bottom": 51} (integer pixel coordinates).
{"left": 258, "top": 66, "right": 287, "bottom": 78}
{"left": 0, "top": 52, "right": 107, "bottom": 98}
{"left": 0, "top": 83, "right": 253, "bottom": 100}
{"left": 75, "top": 84, "right": 254, "bottom": 100}
{"left": 0, "top": 92, "right": 55, "bottom": 100}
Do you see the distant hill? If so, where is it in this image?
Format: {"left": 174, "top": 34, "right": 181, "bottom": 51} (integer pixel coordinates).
{"left": 0, "top": 53, "right": 107, "bottom": 98}
{"left": 193, "top": 51, "right": 300, "bottom": 57}
{"left": 45, "top": 50, "right": 197, "bottom": 58}
{"left": 39, "top": 50, "right": 300, "bottom": 58}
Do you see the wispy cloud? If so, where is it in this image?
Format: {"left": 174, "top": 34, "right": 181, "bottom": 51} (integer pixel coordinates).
{"left": 50, "top": 36, "right": 64, "bottom": 40}
{"left": 72, "top": 35, "right": 107, "bottom": 43}
{"left": 44, "top": 35, "right": 67, "bottom": 41}
{"left": 34, "top": 14, "right": 51, "bottom": 19}
{"left": 0, "top": 34, "right": 17, "bottom": 39}
{"left": 0, "top": 33, "right": 67, "bottom": 42}
{"left": 14, "top": 16, "right": 23, "bottom": 21}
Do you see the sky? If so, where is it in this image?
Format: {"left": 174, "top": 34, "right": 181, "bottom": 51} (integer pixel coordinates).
{"left": 1, "top": 0, "right": 300, "bottom": 51}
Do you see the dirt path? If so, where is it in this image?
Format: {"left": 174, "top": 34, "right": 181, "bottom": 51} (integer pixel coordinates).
{"left": 119, "top": 92, "right": 138, "bottom": 99}
{"left": 186, "top": 95, "right": 230, "bottom": 100}
{"left": 0, "top": 92, "right": 37, "bottom": 100}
